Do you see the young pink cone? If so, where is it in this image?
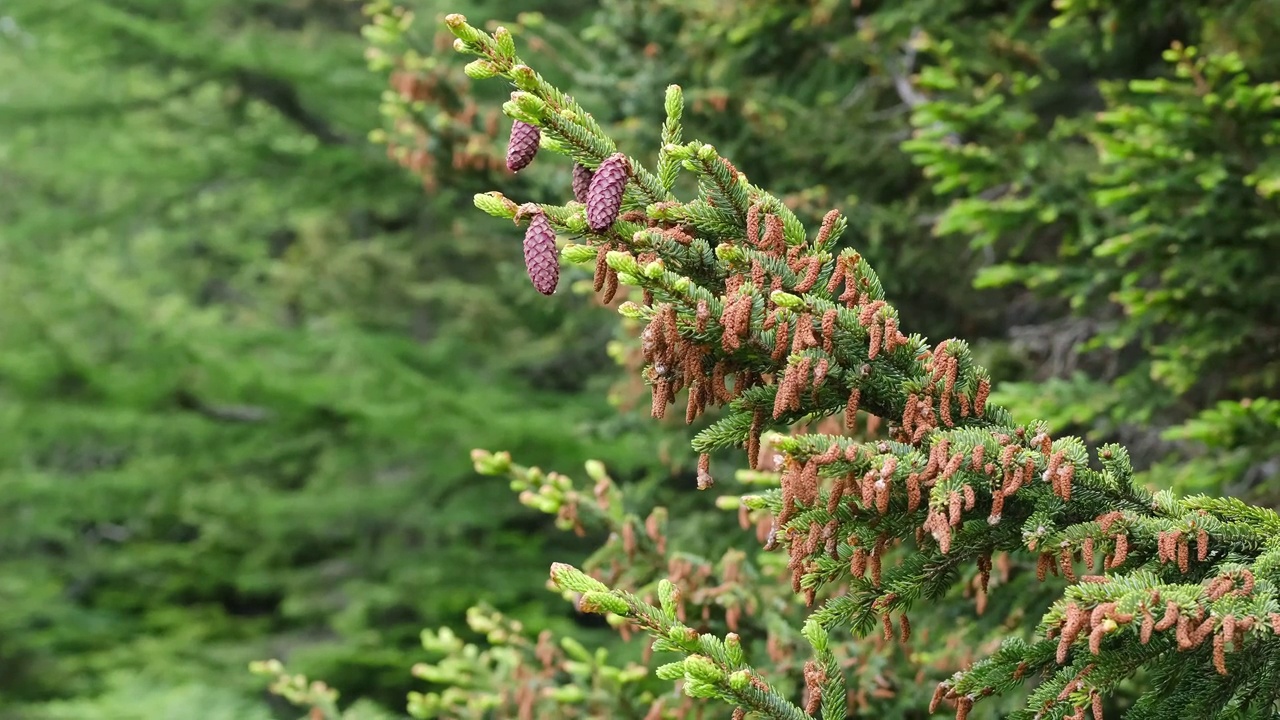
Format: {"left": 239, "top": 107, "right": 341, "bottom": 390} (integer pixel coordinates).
{"left": 585, "top": 153, "right": 630, "bottom": 232}
{"left": 506, "top": 121, "right": 541, "bottom": 172}
{"left": 572, "top": 162, "right": 593, "bottom": 203}
{"left": 523, "top": 212, "right": 559, "bottom": 295}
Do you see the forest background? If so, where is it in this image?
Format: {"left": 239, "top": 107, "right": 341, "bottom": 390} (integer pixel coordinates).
{"left": 1, "top": 0, "right": 1277, "bottom": 718}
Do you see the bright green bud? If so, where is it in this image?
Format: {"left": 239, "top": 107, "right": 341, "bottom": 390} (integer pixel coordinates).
{"left": 671, "top": 276, "right": 691, "bottom": 293}
{"left": 549, "top": 563, "right": 609, "bottom": 594}
{"left": 473, "top": 192, "right": 517, "bottom": 219}
{"left": 770, "top": 290, "right": 804, "bottom": 309}
{"left": 617, "top": 301, "right": 646, "bottom": 319}
{"left": 579, "top": 591, "right": 630, "bottom": 616}
{"left": 658, "top": 579, "right": 679, "bottom": 620}
{"left": 742, "top": 494, "right": 769, "bottom": 510}
{"left": 512, "top": 91, "right": 547, "bottom": 120}
{"left": 549, "top": 471, "right": 572, "bottom": 491}
{"left": 619, "top": 664, "right": 648, "bottom": 683}
{"left": 715, "top": 495, "right": 740, "bottom": 510}
{"left": 466, "top": 606, "right": 496, "bottom": 633}
{"left": 510, "top": 65, "right": 539, "bottom": 92}
{"left": 715, "top": 243, "right": 744, "bottom": 264}
{"left": 697, "top": 143, "right": 718, "bottom": 162}
{"left": 647, "top": 200, "right": 676, "bottom": 219}
{"left": 421, "top": 627, "right": 463, "bottom": 653}
{"left": 802, "top": 618, "right": 829, "bottom": 653}
{"left": 561, "top": 244, "right": 598, "bottom": 264}
{"left": 655, "top": 661, "right": 686, "bottom": 680}
{"left": 632, "top": 229, "right": 658, "bottom": 247}
{"left": 248, "top": 658, "right": 284, "bottom": 675}
{"left": 493, "top": 27, "right": 516, "bottom": 58}
{"left": 443, "top": 14, "right": 484, "bottom": 44}
{"left": 664, "top": 85, "right": 684, "bottom": 121}
{"left": 728, "top": 669, "right": 750, "bottom": 691}
{"left": 683, "top": 655, "right": 725, "bottom": 684}
{"left": 585, "top": 459, "right": 609, "bottom": 483}
{"left": 616, "top": 272, "right": 642, "bottom": 287}
{"left": 724, "top": 633, "right": 745, "bottom": 666}
{"left": 682, "top": 679, "right": 719, "bottom": 699}
{"left": 407, "top": 691, "right": 440, "bottom": 719}
{"left": 524, "top": 489, "right": 560, "bottom": 512}
{"left": 560, "top": 636, "right": 592, "bottom": 662}
{"left": 606, "top": 250, "right": 641, "bottom": 274}
{"left": 644, "top": 260, "right": 666, "bottom": 279}
{"left": 470, "top": 448, "right": 512, "bottom": 475}
{"left": 563, "top": 213, "right": 588, "bottom": 234}
{"left": 463, "top": 60, "right": 499, "bottom": 79}
{"left": 501, "top": 100, "right": 536, "bottom": 126}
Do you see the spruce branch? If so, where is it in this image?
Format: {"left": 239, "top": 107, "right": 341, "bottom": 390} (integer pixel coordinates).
{"left": 550, "top": 563, "right": 814, "bottom": 720}
{"left": 444, "top": 13, "right": 1280, "bottom": 718}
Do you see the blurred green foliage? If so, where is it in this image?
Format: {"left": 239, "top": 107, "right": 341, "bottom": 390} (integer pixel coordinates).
{"left": 0, "top": 0, "right": 656, "bottom": 713}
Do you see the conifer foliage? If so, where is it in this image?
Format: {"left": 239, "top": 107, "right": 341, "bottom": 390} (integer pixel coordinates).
{"left": 438, "top": 12, "right": 1280, "bottom": 719}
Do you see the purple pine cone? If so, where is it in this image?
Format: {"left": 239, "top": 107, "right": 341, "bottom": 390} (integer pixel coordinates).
{"left": 506, "top": 121, "right": 541, "bottom": 173}
{"left": 572, "top": 162, "right": 593, "bottom": 203}
{"left": 523, "top": 212, "right": 559, "bottom": 295}
{"left": 585, "top": 153, "right": 631, "bottom": 232}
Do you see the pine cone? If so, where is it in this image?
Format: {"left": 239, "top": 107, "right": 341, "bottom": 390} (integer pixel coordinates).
{"left": 586, "top": 153, "right": 630, "bottom": 232}
{"left": 506, "top": 121, "right": 540, "bottom": 172}
{"left": 523, "top": 212, "right": 559, "bottom": 295}
{"left": 572, "top": 162, "right": 593, "bottom": 203}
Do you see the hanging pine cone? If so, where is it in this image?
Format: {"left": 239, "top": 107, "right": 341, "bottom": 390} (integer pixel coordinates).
{"left": 572, "top": 162, "right": 593, "bottom": 203}
{"left": 506, "top": 121, "right": 540, "bottom": 172}
{"left": 586, "top": 153, "right": 630, "bottom": 232}
{"left": 523, "top": 211, "right": 559, "bottom": 295}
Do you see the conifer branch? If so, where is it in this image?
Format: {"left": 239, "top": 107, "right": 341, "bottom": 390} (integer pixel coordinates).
{"left": 446, "top": 13, "right": 1280, "bottom": 717}
{"left": 550, "top": 564, "right": 814, "bottom": 720}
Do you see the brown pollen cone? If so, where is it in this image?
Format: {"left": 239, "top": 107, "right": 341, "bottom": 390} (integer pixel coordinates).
{"left": 506, "top": 121, "right": 541, "bottom": 172}
{"left": 523, "top": 212, "right": 559, "bottom": 295}
{"left": 586, "top": 152, "right": 631, "bottom": 232}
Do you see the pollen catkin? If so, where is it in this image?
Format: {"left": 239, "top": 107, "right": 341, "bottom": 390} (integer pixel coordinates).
{"left": 572, "top": 162, "right": 593, "bottom": 203}
{"left": 506, "top": 120, "right": 541, "bottom": 172}
{"left": 522, "top": 212, "right": 558, "bottom": 295}
{"left": 586, "top": 152, "right": 631, "bottom": 232}
{"left": 696, "top": 453, "right": 714, "bottom": 490}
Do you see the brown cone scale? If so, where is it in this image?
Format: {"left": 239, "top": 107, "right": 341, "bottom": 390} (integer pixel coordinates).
{"left": 506, "top": 121, "right": 540, "bottom": 172}
{"left": 586, "top": 153, "right": 630, "bottom": 232}
{"left": 523, "top": 212, "right": 559, "bottom": 295}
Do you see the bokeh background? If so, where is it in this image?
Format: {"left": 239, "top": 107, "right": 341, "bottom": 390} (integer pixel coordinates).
{"left": 2, "top": 0, "right": 1277, "bottom": 717}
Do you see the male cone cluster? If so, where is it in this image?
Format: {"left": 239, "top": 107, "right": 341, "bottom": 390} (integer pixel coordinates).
{"left": 522, "top": 211, "right": 558, "bottom": 295}
{"left": 506, "top": 121, "right": 540, "bottom": 172}
{"left": 586, "top": 153, "right": 630, "bottom": 232}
